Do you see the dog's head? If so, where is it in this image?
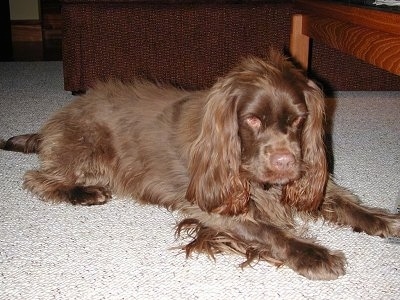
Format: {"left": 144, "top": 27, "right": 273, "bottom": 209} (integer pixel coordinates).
{"left": 186, "top": 51, "right": 327, "bottom": 215}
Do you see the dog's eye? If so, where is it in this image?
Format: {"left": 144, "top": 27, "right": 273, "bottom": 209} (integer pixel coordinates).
{"left": 290, "top": 115, "right": 306, "bottom": 128}
{"left": 246, "top": 116, "right": 261, "bottom": 129}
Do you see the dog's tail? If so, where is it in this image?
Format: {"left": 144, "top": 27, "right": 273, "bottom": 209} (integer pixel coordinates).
{"left": 0, "top": 133, "right": 41, "bottom": 154}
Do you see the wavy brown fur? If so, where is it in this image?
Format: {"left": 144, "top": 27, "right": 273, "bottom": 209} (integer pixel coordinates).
{"left": 175, "top": 218, "right": 284, "bottom": 268}
{"left": 2, "top": 51, "right": 399, "bottom": 280}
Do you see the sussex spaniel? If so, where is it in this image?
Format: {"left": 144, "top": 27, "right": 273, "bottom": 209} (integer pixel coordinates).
{"left": 2, "top": 51, "right": 399, "bottom": 280}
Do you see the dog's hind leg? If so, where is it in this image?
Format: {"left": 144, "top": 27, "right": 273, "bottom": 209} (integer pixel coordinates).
{"left": 20, "top": 120, "right": 118, "bottom": 205}
{"left": 320, "top": 180, "right": 400, "bottom": 237}
{"left": 23, "top": 169, "right": 112, "bottom": 205}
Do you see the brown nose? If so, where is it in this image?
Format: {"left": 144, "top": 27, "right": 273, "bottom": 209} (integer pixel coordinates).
{"left": 270, "top": 152, "right": 295, "bottom": 171}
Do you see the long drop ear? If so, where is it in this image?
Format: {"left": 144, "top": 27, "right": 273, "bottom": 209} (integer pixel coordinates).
{"left": 282, "top": 80, "right": 328, "bottom": 211}
{"left": 186, "top": 80, "right": 250, "bottom": 216}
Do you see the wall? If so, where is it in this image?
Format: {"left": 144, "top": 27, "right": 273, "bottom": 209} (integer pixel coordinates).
{"left": 9, "top": 0, "right": 40, "bottom": 20}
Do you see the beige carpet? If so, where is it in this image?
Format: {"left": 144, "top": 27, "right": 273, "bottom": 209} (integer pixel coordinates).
{"left": 0, "top": 62, "right": 399, "bottom": 299}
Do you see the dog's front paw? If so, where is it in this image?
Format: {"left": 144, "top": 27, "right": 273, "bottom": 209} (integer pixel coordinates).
{"left": 286, "top": 240, "right": 346, "bottom": 280}
{"left": 361, "top": 213, "right": 400, "bottom": 238}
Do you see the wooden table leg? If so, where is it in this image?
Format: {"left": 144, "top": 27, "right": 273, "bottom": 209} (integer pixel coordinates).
{"left": 290, "top": 14, "right": 310, "bottom": 71}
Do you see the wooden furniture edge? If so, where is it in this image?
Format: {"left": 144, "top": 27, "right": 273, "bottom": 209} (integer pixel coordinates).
{"left": 290, "top": 1, "right": 400, "bottom": 75}
{"left": 294, "top": 0, "right": 400, "bottom": 35}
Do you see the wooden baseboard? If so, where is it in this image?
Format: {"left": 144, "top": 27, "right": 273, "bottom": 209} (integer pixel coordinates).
{"left": 43, "top": 13, "right": 63, "bottom": 40}
{"left": 11, "top": 20, "right": 42, "bottom": 42}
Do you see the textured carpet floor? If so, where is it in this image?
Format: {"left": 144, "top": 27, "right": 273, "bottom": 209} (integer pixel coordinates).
{"left": 0, "top": 62, "right": 399, "bottom": 299}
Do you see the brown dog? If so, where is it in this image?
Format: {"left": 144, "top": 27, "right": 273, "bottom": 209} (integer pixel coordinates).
{"left": 2, "top": 52, "right": 399, "bottom": 280}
